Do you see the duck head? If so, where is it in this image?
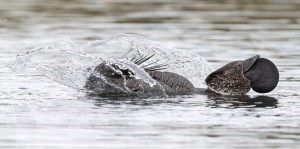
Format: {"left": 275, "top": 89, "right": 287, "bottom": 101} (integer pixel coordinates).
{"left": 205, "top": 55, "right": 279, "bottom": 96}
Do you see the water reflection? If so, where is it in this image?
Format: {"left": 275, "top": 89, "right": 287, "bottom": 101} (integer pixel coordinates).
{"left": 85, "top": 96, "right": 183, "bottom": 107}
{"left": 207, "top": 95, "right": 278, "bottom": 108}
{"left": 86, "top": 92, "right": 277, "bottom": 109}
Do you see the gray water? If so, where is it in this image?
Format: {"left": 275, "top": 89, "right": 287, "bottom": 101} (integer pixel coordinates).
{"left": 1, "top": 0, "right": 300, "bottom": 148}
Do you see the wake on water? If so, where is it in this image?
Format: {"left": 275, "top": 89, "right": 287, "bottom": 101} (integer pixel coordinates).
{"left": 9, "top": 34, "right": 212, "bottom": 97}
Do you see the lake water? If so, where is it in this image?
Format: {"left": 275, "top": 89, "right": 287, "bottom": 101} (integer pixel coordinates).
{"left": 0, "top": 0, "right": 300, "bottom": 148}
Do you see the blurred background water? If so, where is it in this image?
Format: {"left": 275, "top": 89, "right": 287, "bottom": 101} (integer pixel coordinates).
{"left": 0, "top": 0, "right": 300, "bottom": 148}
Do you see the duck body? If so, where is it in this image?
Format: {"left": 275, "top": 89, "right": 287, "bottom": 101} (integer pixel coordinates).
{"left": 85, "top": 55, "right": 279, "bottom": 98}
{"left": 147, "top": 71, "right": 195, "bottom": 95}
{"left": 85, "top": 65, "right": 195, "bottom": 98}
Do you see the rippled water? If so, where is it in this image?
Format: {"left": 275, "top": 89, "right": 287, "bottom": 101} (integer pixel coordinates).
{"left": 1, "top": 0, "right": 300, "bottom": 148}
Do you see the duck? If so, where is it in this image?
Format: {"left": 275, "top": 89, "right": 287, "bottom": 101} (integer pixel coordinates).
{"left": 85, "top": 53, "right": 279, "bottom": 98}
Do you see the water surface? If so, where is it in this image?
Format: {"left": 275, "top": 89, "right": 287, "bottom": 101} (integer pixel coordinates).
{"left": 0, "top": 0, "right": 300, "bottom": 148}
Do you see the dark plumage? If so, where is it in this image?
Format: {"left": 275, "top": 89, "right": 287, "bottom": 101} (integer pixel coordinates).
{"left": 205, "top": 61, "right": 251, "bottom": 96}
{"left": 147, "top": 71, "right": 195, "bottom": 95}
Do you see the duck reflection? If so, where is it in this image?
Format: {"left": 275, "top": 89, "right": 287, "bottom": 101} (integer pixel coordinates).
{"left": 87, "top": 96, "right": 184, "bottom": 107}
{"left": 86, "top": 92, "right": 277, "bottom": 108}
{"left": 206, "top": 94, "right": 278, "bottom": 108}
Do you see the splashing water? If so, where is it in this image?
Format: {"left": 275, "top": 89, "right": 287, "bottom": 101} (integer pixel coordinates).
{"left": 10, "top": 34, "right": 212, "bottom": 96}
{"left": 9, "top": 37, "right": 98, "bottom": 91}
{"left": 87, "top": 34, "right": 213, "bottom": 88}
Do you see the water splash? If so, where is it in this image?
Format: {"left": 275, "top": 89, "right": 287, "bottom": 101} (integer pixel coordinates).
{"left": 10, "top": 34, "right": 212, "bottom": 97}
{"left": 88, "top": 34, "right": 213, "bottom": 88}
{"left": 9, "top": 37, "right": 98, "bottom": 91}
